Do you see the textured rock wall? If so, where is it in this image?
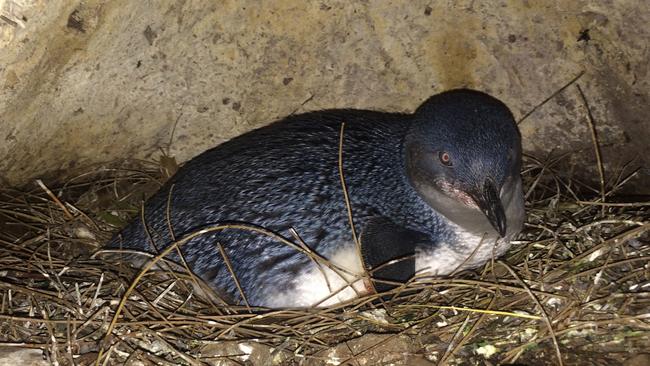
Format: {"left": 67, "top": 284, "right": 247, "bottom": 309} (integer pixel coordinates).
{"left": 0, "top": 0, "right": 648, "bottom": 192}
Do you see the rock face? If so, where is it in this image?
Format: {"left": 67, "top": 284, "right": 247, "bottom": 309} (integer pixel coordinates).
{"left": 0, "top": 0, "right": 648, "bottom": 192}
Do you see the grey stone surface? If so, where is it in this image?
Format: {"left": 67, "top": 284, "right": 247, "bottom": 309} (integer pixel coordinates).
{"left": 0, "top": 0, "right": 648, "bottom": 193}
{"left": 0, "top": 346, "right": 48, "bottom": 366}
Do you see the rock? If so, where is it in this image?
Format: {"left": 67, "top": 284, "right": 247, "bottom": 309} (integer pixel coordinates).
{"left": 0, "top": 1, "right": 648, "bottom": 193}
{"left": 0, "top": 347, "right": 48, "bottom": 366}
{"left": 624, "top": 354, "right": 650, "bottom": 366}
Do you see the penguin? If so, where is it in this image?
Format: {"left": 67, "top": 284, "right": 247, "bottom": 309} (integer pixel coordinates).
{"left": 107, "top": 89, "right": 525, "bottom": 308}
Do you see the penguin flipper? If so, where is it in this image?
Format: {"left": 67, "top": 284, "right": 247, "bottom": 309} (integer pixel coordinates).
{"left": 360, "top": 217, "right": 427, "bottom": 293}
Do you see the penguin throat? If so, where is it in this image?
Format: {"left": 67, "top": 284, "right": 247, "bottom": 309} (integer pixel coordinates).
{"left": 412, "top": 178, "right": 497, "bottom": 237}
{"left": 437, "top": 180, "right": 479, "bottom": 209}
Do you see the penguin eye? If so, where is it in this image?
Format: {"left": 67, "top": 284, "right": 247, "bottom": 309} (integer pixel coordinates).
{"left": 438, "top": 151, "right": 453, "bottom": 167}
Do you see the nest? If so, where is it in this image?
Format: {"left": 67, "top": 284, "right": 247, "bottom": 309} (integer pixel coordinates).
{"left": 0, "top": 152, "right": 648, "bottom": 366}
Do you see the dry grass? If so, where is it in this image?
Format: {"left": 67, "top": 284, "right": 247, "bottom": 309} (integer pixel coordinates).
{"left": 0, "top": 153, "right": 648, "bottom": 366}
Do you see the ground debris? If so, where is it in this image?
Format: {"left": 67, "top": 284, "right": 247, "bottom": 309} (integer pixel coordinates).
{"left": 0, "top": 156, "right": 648, "bottom": 365}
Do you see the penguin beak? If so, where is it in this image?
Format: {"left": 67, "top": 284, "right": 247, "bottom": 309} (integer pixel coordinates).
{"left": 470, "top": 179, "right": 507, "bottom": 237}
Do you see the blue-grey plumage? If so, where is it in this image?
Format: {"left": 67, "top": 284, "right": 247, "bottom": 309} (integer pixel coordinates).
{"left": 108, "top": 89, "right": 525, "bottom": 308}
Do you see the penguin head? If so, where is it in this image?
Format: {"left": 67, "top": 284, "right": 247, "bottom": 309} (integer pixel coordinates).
{"left": 405, "top": 89, "right": 524, "bottom": 238}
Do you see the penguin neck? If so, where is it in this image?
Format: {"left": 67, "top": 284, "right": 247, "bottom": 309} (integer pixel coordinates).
{"left": 394, "top": 154, "right": 457, "bottom": 240}
{"left": 353, "top": 119, "right": 453, "bottom": 241}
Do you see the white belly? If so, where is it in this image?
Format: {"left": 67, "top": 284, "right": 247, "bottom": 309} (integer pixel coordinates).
{"left": 415, "top": 226, "right": 511, "bottom": 276}
{"left": 263, "top": 227, "right": 512, "bottom": 308}
{"left": 264, "top": 244, "right": 370, "bottom": 308}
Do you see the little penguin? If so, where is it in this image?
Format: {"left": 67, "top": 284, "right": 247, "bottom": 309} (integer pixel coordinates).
{"left": 107, "top": 89, "right": 525, "bottom": 308}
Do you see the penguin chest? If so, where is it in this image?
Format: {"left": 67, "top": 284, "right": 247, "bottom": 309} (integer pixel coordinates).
{"left": 415, "top": 228, "right": 511, "bottom": 276}
{"left": 264, "top": 244, "right": 371, "bottom": 308}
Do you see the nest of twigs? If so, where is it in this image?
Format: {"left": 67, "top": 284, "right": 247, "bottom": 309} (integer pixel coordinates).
{"left": 0, "top": 153, "right": 648, "bottom": 366}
